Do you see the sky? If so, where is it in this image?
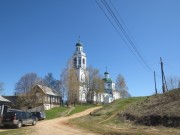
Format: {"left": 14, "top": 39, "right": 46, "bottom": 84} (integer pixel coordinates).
{"left": 0, "top": 0, "right": 180, "bottom": 96}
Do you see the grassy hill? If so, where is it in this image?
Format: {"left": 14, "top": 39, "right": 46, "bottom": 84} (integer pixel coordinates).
{"left": 70, "top": 89, "right": 180, "bottom": 135}
{"left": 122, "top": 88, "right": 180, "bottom": 127}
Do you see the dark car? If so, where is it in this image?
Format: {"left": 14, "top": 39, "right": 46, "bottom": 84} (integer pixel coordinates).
{"left": 2, "top": 109, "right": 37, "bottom": 128}
{"left": 31, "top": 111, "right": 46, "bottom": 120}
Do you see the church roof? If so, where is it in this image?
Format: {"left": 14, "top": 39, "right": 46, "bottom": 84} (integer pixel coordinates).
{"left": 76, "top": 42, "right": 83, "bottom": 46}
{"left": 104, "top": 71, "right": 109, "bottom": 74}
{"left": 103, "top": 78, "right": 112, "bottom": 83}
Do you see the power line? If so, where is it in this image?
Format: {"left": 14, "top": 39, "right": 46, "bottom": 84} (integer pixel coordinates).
{"left": 95, "top": 0, "right": 146, "bottom": 69}
{"left": 102, "top": 0, "right": 152, "bottom": 72}
{"left": 95, "top": 0, "right": 153, "bottom": 72}
{"left": 94, "top": 0, "right": 139, "bottom": 61}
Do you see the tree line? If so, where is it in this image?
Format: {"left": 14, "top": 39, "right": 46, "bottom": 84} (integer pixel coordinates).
{"left": 1, "top": 58, "right": 132, "bottom": 108}
{"left": 12, "top": 69, "right": 130, "bottom": 107}
{"left": 1, "top": 62, "right": 180, "bottom": 108}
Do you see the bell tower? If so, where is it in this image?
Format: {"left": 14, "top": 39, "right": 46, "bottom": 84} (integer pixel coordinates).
{"left": 73, "top": 42, "right": 86, "bottom": 70}
{"left": 72, "top": 41, "right": 87, "bottom": 102}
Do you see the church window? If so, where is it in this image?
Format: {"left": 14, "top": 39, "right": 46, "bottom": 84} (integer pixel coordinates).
{"left": 83, "top": 58, "right": 85, "bottom": 64}
{"left": 74, "top": 58, "right": 77, "bottom": 68}
{"left": 78, "top": 57, "right": 81, "bottom": 67}
{"left": 108, "top": 84, "right": 111, "bottom": 89}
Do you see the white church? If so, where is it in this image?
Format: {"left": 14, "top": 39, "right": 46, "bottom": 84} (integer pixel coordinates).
{"left": 72, "top": 41, "right": 121, "bottom": 103}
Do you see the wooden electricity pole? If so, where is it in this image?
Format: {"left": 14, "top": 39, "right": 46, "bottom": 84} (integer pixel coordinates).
{"left": 160, "top": 57, "right": 165, "bottom": 93}
{"left": 160, "top": 57, "right": 168, "bottom": 93}
{"left": 154, "top": 71, "right": 157, "bottom": 94}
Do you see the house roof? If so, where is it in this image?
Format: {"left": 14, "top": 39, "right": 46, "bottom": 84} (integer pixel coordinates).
{"left": 36, "top": 85, "right": 60, "bottom": 96}
{"left": 0, "top": 95, "right": 11, "bottom": 102}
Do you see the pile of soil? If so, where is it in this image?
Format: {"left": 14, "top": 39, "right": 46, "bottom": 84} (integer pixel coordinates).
{"left": 121, "top": 89, "right": 180, "bottom": 127}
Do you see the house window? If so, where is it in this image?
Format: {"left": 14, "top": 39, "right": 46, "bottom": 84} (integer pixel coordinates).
{"left": 52, "top": 97, "right": 54, "bottom": 102}
{"left": 55, "top": 97, "right": 57, "bottom": 103}
{"left": 44, "top": 96, "right": 46, "bottom": 102}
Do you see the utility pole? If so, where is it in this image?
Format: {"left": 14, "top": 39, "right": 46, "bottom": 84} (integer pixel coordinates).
{"left": 154, "top": 71, "right": 158, "bottom": 94}
{"left": 160, "top": 57, "right": 166, "bottom": 93}
{"left": 164, "top": 74, "right": 168, "bottom": 92}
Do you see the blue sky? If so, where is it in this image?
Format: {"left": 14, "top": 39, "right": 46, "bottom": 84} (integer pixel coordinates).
{"left": 0, "top": 0, "right": 180, "bottom": 96}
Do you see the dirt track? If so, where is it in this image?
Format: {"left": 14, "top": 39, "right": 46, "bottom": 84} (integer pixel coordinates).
{"left": 29, "top": 107, "right": 101, "bottom": 135}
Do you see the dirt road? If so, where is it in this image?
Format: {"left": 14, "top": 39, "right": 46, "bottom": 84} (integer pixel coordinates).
{"left": 30, "top": 107, "right": 101, "bottom": 135}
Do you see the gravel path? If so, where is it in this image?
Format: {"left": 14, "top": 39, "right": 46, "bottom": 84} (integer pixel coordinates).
{"left": 29, "top": 107, "right": 101, "bottom": 135}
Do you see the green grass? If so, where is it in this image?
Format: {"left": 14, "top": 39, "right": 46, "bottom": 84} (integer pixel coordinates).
{"left": 45, "top": 106, "right": 68, "bottom": 120}
{"left": 69, "top": 97, "right": 180, "bottom": 135}
{"left": 104, "top": 96, "right": 146, "bottom": 111}
{"left": 68, "top": 104, "right": 97, "bottom": 116}
{"left": 69, "top": 97, "right": 154, "bottom": 134}
{"left": 44, "top": 104, "right": 97, "bottom": 120}
{"left": 0, "top": 127, "right": 34, "bottom": 135}
{"left": 0, "top": 129, "right": 18, "bottom": 135}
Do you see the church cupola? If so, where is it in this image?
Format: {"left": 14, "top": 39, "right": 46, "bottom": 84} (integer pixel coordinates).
{"left": 73, "top": 41, "right": 86, "bottom": 69}
{"left": 104, "top": 71, "right": 109, "bottom": 79}
{"left": 76, "top": 42, "right": 83, "bottom": 53}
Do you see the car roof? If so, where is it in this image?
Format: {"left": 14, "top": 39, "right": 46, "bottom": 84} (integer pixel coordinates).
{"left": 8, "top": 109, "right": 22, "bottom": 112}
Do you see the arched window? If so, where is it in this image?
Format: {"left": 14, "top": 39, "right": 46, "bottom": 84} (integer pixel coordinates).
{"left": 83, "top": 58, "right": 85, "bottom": 64}
{"left": 78, "top": 57, "right": 81, "bottom": 67}
{"left": 108, "top": 84, "right": 111, "bottom": 89}
{"left": 74, "top": 58, "right": 77, "bottom": 68}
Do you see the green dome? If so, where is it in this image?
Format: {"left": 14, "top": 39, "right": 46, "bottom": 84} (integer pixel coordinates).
{"left": 103, "top": 78, "right": 112, "bottom": 83}
{"left": 76, "top": 42, "right": 83, "bottom": 46}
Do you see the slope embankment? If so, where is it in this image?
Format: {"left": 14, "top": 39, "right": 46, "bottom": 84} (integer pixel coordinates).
{"left": 122, "top": 89, "right": 180, "bottom": 127}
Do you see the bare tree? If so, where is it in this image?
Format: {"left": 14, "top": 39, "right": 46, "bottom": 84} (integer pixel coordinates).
{"left": 60, "top": 68, "right": 68, "bottom": 104}
{"left": 0, "top": 82, "right": 4, "bottom": 94}
{"left": 68, "top": 67, "right": 79, "bottom": 105}
{"left": 15, "top": 72, "right": 43, "bottom": 95}
{"left": 94, "top": 77, "right": 104, "bottom": 103}
{"left": 61, "top": 59, "right": 80, "bottom": 106}
{"left": 86, "top": 66, "right": 104, "bottom": 103}
{"left": 167, "top": 76, "right": 180, "bottom": 90}
{"left": 43, "top": 72, "right": 61, "bottom": 99}
{"left": 115, "top": 74, "right": 130, "bottom": 98}
{"left": 14, "top": 72, "right": 43, "bottom": 109}
{"left": 43, "top": 73, "right": 60, "bottom": 91}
